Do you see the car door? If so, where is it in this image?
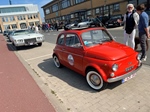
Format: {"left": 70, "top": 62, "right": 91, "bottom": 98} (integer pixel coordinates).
{"left": 55, "top": 34, "right": 66, "bottom": 64}
{"left": 63, "top": 33, "right": 84, "bottom": 73}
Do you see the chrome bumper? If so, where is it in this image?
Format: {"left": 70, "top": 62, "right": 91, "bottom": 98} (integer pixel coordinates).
{"left": 107, "top": 63, "right": 142, "bottom": 83}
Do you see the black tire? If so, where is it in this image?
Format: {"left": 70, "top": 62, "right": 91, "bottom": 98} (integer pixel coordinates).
{"left": 15, "top": 46, "right": 20, "bottom": 50}
{"left": 38, "top": 43, "right": 42, "bottom": 46}
{"left": 53, "top": 55, "right": 62, "bottom": 68}
{"left": 86, "top": 69, "right": 107, "bottom": 91}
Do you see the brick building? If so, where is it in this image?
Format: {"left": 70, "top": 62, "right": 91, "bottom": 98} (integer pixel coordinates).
{"left": 0, "top": 4, "right": 42, "bottom": 32}
{"left": 41, "top": 0, "right": 149, "bottom": 24}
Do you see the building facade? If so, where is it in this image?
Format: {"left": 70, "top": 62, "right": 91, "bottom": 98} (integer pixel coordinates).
{"left": 42, "top": 0, "right": 149, "bottom": 24}
{"left": 0, "top": 4, "right": 42, "bottom": 32}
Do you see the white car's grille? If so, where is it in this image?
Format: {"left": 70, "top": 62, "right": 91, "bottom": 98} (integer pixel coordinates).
{"left": 24, "top": 38, "right": 36, "bottom": 44}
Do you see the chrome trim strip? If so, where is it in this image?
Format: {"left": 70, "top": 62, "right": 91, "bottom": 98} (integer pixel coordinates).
{"left": 107, "top": 63, "right": 142, "bottom": 83}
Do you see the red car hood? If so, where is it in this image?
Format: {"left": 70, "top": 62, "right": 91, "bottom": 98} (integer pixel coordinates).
{"left": 85, "top": 41, "right": 136, "bottom": 61}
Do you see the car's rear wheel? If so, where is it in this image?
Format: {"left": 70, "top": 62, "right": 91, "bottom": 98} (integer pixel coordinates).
{"left": 53, "top": 55, "right": 62, "bottom": 68}
{"left": 86, "top": 69, "right": 107, "bottom": 91}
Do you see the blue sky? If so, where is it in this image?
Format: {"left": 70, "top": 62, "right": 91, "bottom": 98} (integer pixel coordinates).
{"left": 0, "top": 0, "right": 52, "bottom": 20}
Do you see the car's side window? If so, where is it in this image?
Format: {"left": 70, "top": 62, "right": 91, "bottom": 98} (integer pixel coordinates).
{"left": 66, "top": 34, "right": 81, "bottom": 48}
{"left": 57, "top": 34, "right": 65, "bottom": 45}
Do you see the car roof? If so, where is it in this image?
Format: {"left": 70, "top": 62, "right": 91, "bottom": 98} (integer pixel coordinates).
{"left": 61, "top": 27, "right": 106, "bottom": 35}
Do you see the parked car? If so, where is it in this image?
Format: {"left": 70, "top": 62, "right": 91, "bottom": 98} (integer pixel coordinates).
{"left": 64, "top": 19, "right": 82, "bottom": 30}
{"left": 3, "top": 30, "right": 9, "bottom": 36}
{"left": 7, "top": 30, "right": 14, "bottom": 41}
{"left": 10, "top": 29, "right": 44, "bottom": 50}
{"left": 97, "top": 16, "right": 110, "bottom": 26}
{"left": 105, "top": 14, "right": 123, "bottom": 27}
{"left": 64, "top": 18, "right": 101, "bottom": 30}
{"left": 53, "top": 27, "right": 142, "bottom": 91}
{"left": 145, "top": 10, "right": 150, "bottom": 25}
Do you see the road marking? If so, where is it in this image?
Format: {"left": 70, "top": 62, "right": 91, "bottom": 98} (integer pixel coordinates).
{"left": 25, "top": 54, "right": 52, "bottom": 61}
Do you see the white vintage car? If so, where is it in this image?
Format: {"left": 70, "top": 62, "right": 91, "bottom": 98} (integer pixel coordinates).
{"left": 9, "top": 29, "right": 44, "bottom": 50}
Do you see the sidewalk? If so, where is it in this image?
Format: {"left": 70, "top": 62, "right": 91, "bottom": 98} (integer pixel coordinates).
{"left": 0, "top": 34, "right": 56, "bottom": 112}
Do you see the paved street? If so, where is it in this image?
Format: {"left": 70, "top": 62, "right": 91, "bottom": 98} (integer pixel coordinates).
{"left": 4, "top": 27, "right": 150, "bottom": 112}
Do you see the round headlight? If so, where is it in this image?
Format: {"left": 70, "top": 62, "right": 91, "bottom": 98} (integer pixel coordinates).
{"left": 112, "top": 64, "right": 118, "bottom": 72}
{"left": 137, "top": 53, "right": 141, "bottom": 60}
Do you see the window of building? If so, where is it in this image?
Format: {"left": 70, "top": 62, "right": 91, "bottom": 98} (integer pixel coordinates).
{"left": 87, "top": 10, "right": 91, "bottom": 15}
{"left": 11, "top": 24, "right": 17, "bottom": 29}
{"left": 100, "top": 7, "right": 103, "bottom": 15}
{"left": 71, "top": 14, "right": 74, "bottom": 18}
{"left": 113, "top": 3, "right": 120, "bottom": 11}
{"left": 61, "top": 0, "right": 70, "bottom": 9}
{"left": 29, "top": 22, "right": 34, "bottom": 26}
{"left": 2, "top": 17, "right": 5, "bottom": 22}
{"left": 35, "top": 21, "right": 40, "bottom": 26}
{"left": 10, "top": 16, "right": 15, "bottom": 21}
{"left": 28, "top": 15, "right": 33, "bottom": 19}
{"left": 0, "top": 7, "right": 26, "bottom": 13}
{"left": 75, "top": 0, "right": 85, "bottom": 4}
{"left": 5, "top": 17, "right": 9, "bottom": 22}
{"left": 45, "top": 8, "right": 50, "bottom": 14}
{"left": 104, "top": 6, "right": 109, "bottom": 15}
{"left": 95, "top": 8, "right": 100, "bottom": 14}
{"left": 52, "top": 4, "right": 58, "bottom": 12}
{"left": 4, "top": 25, "right": 10, "bottom": 30}
{"left": 75, "top": 13, "right": 78, "bottom": 17}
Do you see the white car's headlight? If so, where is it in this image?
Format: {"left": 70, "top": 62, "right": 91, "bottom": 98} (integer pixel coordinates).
{"left": 16, "top": 39, "right": 23, "bottom": 43}
{"left": 37, "top": 37, "right": 43, "bottom": 40}
{"left": 112, "top": 64, "right": 118, "bottom": 72}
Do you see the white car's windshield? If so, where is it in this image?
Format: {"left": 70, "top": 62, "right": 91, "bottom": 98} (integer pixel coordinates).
{"left": 13, "top": 30, "right": 34, "bottom": 35}
{"left": 81, "top": 29, "right": 112, "bottom": 46}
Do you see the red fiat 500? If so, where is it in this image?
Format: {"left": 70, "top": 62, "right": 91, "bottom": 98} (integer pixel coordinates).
{"left": 53, "top": 27, "right": 142, "bottom": 91}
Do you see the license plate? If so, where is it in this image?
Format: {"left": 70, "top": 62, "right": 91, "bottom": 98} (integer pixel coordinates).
{"left": 108, "top": 24, "right": 113, "bottom": 26}
{"left": 122, "top": 73, "right": 136, "bottom": 83}
{"left": 29, "top": 43, "right": 33, "bottom": 45}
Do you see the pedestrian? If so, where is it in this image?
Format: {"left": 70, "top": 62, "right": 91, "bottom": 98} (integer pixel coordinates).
{"left": 118, "top": 4, "right": 139, "bottom": 49}
{"left": 136, "top": 4, "right": 150, "bottom": 61}
{"left": 35, "top": 25, "right": 39, "bottom": 33}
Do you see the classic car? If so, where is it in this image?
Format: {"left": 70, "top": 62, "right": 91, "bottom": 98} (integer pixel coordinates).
{"left": 105, "top": 14, "right": 123, "bottom": 27}
{"left": 3, "top": 30, "right": 9, "bottom": 36}
{"left": 10, "top": 29, "right": 44, "bottom": 50}
{"left": 53, "top": 27, "right": 142, "bottom": 91}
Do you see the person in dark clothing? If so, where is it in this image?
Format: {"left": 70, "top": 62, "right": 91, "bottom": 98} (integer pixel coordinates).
{"left": 136, "top": 4, "right": 150, "bottom": 61}
{"left": 118, "top": 4, "right": 139, "bottom": 49}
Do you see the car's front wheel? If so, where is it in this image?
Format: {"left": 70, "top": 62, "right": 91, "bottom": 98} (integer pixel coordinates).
{"left": 86, "top": 69, "right": 107, "bottom": 91}
{"left": 38, "top": 43, "right": 42, "bottom": 46}
{"left": 53, "top": 55, "right": 62, "bottom": 68}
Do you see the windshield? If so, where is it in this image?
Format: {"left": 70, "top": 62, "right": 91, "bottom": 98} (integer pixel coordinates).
{"left": 13, "top": 30, "right": 35, "bottom": 35}
{"left": 81, "top": 29, "right": 112, "bottom": 46}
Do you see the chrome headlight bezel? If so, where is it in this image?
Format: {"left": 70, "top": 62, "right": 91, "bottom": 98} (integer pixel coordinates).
{"left": 112, "top": 64, "right": 118, "bottom": 72}
{"left": 16, "top": 39, "right": 23, "bottom": 43}
{"left": 137, "top": 53, "right": 141, "bottom": 61}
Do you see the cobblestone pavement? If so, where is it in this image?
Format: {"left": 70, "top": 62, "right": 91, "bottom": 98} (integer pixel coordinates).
{"left": 15, "top": 41, "right": 150, "bottom": 112}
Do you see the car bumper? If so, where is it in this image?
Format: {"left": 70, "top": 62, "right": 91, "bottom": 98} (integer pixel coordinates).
{"left": 15, "top": 41, "right": 44, "bottom": 46}
{"left": 107, "top": 63, "right": 142, "bottom": 83}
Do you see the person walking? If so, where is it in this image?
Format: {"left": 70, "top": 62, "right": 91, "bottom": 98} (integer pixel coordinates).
{"left": 136, "top": 4, "right": 150, "bottom": 61}
{"left": 35, "top": 25, "right": 39, "bottom": 33}
{"left": 118, "top": 4, "right": 139, "bottom": 49}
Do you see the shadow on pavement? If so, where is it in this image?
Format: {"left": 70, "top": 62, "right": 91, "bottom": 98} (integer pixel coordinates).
{"left": 6, "top": 42, "right": 40, "bottom": 51}
{"left": 38, "top": 58, "right": 122, "bottom": 92}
